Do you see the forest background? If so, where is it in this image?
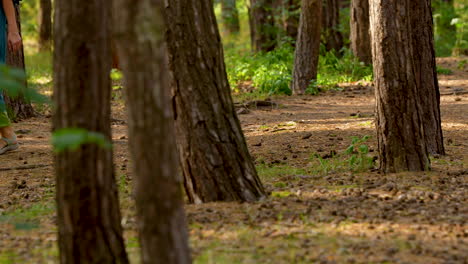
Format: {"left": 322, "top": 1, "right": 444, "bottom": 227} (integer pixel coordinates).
{"left": 0, "top": 0, "right": 467, "bottom": 263}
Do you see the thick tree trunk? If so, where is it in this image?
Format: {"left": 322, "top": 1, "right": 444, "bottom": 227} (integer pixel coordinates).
{"left": 249, "top": 0, "right": 277, "bottom": 52}
{"left": 284, "top": 0, "right": 300, "bottom": 42}
{"left": 370, "top": 0, "right": 430, "bottom": 173}
{"left": 165, "top": 0, "right": 266, "bottom": 203}
{"left": 221, "top": 0, "right": 240, "bottom": 34}
{"left": 4, "top": 3, "right": 35, "bottom": 120}
{"left": 113, "top": 1, "right": 191, "bottom": 263}
{"left": 350, "top": 0, "right": 372, "bottom": 64}
{"left": 321, "top": 0, "right": 344, "bottom": 53}
{"left": 291, "top": 0, "right": 322, "bottom": 95}
{"left": 39, "top": 0, "right": 52, "bottom": 50}
{"left": 410, "top": 0, "right": 445, "bottom": 155}
{"left": 53, "top": 0, "right": 129, "bottom": 263}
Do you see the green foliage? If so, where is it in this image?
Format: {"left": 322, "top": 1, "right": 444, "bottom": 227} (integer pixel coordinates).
{"left": 0, "top": 64, "right": 50, "bottom": 112}
{"left": 436, "top": 66, "right": 453, "bottom": 75}
{"left": 0, "top": 203, "right": 54, "bottom": 231}
{"left": 225, "top": 45, "right": 372, "bottom": 96}
{"left": 52, "top": 128, "right": 112, "bottom": 153}
{"left": 19, "top": 0, "right": 40, "bottom": 41}
{"left": 345, "top": 135, "right": 374, "bottom": 172}
{"left": 433, "top": 1, "right": 468, "bottom": 56}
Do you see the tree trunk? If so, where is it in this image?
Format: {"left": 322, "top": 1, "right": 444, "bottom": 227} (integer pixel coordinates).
{"left": 165, "top": 0, "right": 266, "bottom": 204}
{"left": 221, "top": 0, "right": 240, "bottom": 34}
{"left": 39, "top": 0, "right": 52, "bottom": 50}
{"left": 369, "top": 0, "right": 430, "bottom": 173}
{"left": 291, "top": 0, "right": 322, "bottom": 95}
{"left": 410, "top": 0, "right": 445, "bottom": 155}
{"left": 53, "top": 0, "right": 129, "bottom": 263}
{"left": 4, "top": 3, "right": 35, "bottom": 120}
{"left": 350, "top": 0, "right": 372, "bottom": 64}
{"left": 112, "top": 1, "right": 191, "bottom": 263}
{"left": 321, "top": 0, "right": 344, "bottom": 53}
{"left": 249, "top": 0, "right": 277, "bottom": 52}
{"left": 284, "top": 0, "right": 300, "bottom": 42}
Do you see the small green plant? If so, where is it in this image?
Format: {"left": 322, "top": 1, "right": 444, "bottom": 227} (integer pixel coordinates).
{"left": 458, "top": 59, "right": 467, "bottom": 70}
{"left": 436, "top": 66, "right": 453, "bottom": 75}
{"left": 345, "top": 135, "right": 375, "bottom": 172}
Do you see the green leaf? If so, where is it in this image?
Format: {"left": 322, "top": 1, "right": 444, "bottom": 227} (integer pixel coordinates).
{"left": 359, "top": 144, "right": 369, "bottom": 154}
{"left": 345, "top": 145, "right": 354, "bottom": 155}
{"left": 52, "top": 128, "right": 112, "bottom": 153}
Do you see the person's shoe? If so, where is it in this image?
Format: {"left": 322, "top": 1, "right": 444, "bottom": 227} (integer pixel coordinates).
{"left": 0, "top": 135, "right": 19, "bottom": 155}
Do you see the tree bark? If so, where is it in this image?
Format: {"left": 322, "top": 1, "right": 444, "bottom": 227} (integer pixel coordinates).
{"left": 410, "top": 0, "right": 445, "bottom": 155}
{"left": 165, "top": 0, "right": 266, "bottom": 204}
{"left": 350, "top": 0, "right": 372, "bottom": 64}
{"left": 39, "top": 0, "right": 52, "bottom": 50}
{"left": 4, "top": 3, "right": 35, "bottom": 120}
{"left": 369, "top": 0, "right": 430, "bottom": 173}
{"left": 221, "top": 0, "right": 240, "bottom": 34}
{"left": 53, "top": 0, "right": 129, "bottom": 263}
{"left": 291, "top": 0, "right": 322, "bottom": 95}
{"left": 112, "top": 1, "right": 191, "bottom": 263}
{"left": 249, "top": 0, "right": 277, "bottom": 52}
{"left": 321, "top": 0, "right": 344, "bottom": 53}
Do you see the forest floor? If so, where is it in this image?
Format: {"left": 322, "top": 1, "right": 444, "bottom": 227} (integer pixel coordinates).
{"left": 0, "top": 57, "right": 467, "bottom": 264}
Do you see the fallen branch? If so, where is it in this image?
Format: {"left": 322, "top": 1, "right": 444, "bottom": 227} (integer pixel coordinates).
{"left": 0, "top": 164, "right": 51, "bottom": 172}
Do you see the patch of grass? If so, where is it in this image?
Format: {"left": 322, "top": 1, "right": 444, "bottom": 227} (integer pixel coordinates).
{"left": 0, "top": 251, "right": 18, "bottom": 264}
{"left": 308, "top": 136, "right": 375, "bottom": 175}
{"left": 0, "top": 202, "right": 55, "bottom": 231}
{"left": 256, "top": 164, "right": 307, "bottom": 181}
{"left": 271, "top": 191, "right": 293, "bottom": 198}
{"left": 436, "top": 66, "right": 453, "bottom": 75}
{"left": 225, "top": 44, "right": 373, "bottom": 96}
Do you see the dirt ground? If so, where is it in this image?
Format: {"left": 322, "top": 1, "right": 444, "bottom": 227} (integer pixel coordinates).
{"left": 0, "top": 57, "right": 467, "bottom": 264}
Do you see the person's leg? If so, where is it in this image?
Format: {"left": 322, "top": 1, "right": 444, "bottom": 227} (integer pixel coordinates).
{"left": 0, "top": 93, "right": 17, "bottom": 150}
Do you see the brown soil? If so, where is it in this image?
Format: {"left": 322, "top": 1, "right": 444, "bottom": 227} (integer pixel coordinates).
{"left": 0, "top": 57, "right": 467, "bottom": 263}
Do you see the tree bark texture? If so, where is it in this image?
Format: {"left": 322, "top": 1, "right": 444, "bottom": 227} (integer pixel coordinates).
{"left": 221, "top": 0, "right": 240, "bottom": 34}
{"left": 291, "top": 0, "right": 322, "bottom": 95}
{"left": 39, "top": 0, "right": 52, "bottom": 50}
{"left": 112, "top": 1, "right": 191, "bottom": 263}
{"left": 165, "top": 0, "right": 266, "bottom": 204}
{"left": 249, "top": 0, "right": 277, "bottom": 52}
{"left": 4, "top": 3, "right": 35, "bottom": 120}
{"left": 53, "top": 0, "right": 129, "bottom": 263}
{"left": 321, "top": 0, "right": 344, "bottom": 53}
{"left": 410, "top": 0, "right": 445, "bottom": 155}
{"left": 369, "top": 0, "right": 430, "bottom": 173}
{"left": 350, "top": 0, "right": 372, "bottom": 64}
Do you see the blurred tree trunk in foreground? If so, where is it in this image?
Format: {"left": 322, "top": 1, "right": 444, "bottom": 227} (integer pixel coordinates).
{"left": 113, "top": 0, "right": 192, "bottom": 263}
{"left": 53, "top": 0, "right": 129, "bottom": 262}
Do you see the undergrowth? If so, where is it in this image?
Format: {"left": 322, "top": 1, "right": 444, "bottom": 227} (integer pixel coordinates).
{"left": 225, "top": 45, "right": 373, "bottom": 96}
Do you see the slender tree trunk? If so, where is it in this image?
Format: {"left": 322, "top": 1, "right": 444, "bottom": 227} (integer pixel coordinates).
{"left": 39, "top": 0, "right": 52, "bottom": 50}
{"left": 370, "top": 0, "right": 430, "bottom": 173}
{"left": 4, "top": 3, "right": 35, "bottom": 120}
{"left": 249, "top": 0, "right": 277, "bottom": 52}
{"left": 291, "top": 0, "right": 322, "bottom": 95}
{"left": 165, "top": 0, "right": 266, "bottom": 203}
{"left": 221, "top": 0, "right": 240, "bottom": 34}
{"left": 284, "top": 0, "right": 300, "bottom": 42}
{"left": 321, "top": 0, "right": 344, "bottom": 53}
{"left": 53, "top": 0, "right": 129, "bottom": 263}
{"left": 113, "top": 1, "right": 191, "bottom": 263}
{"left": 411, "top": 0, "right": 445, "bottom": 155}
{"left": 350, "top": 0, "right": 372, "bottom": 64}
